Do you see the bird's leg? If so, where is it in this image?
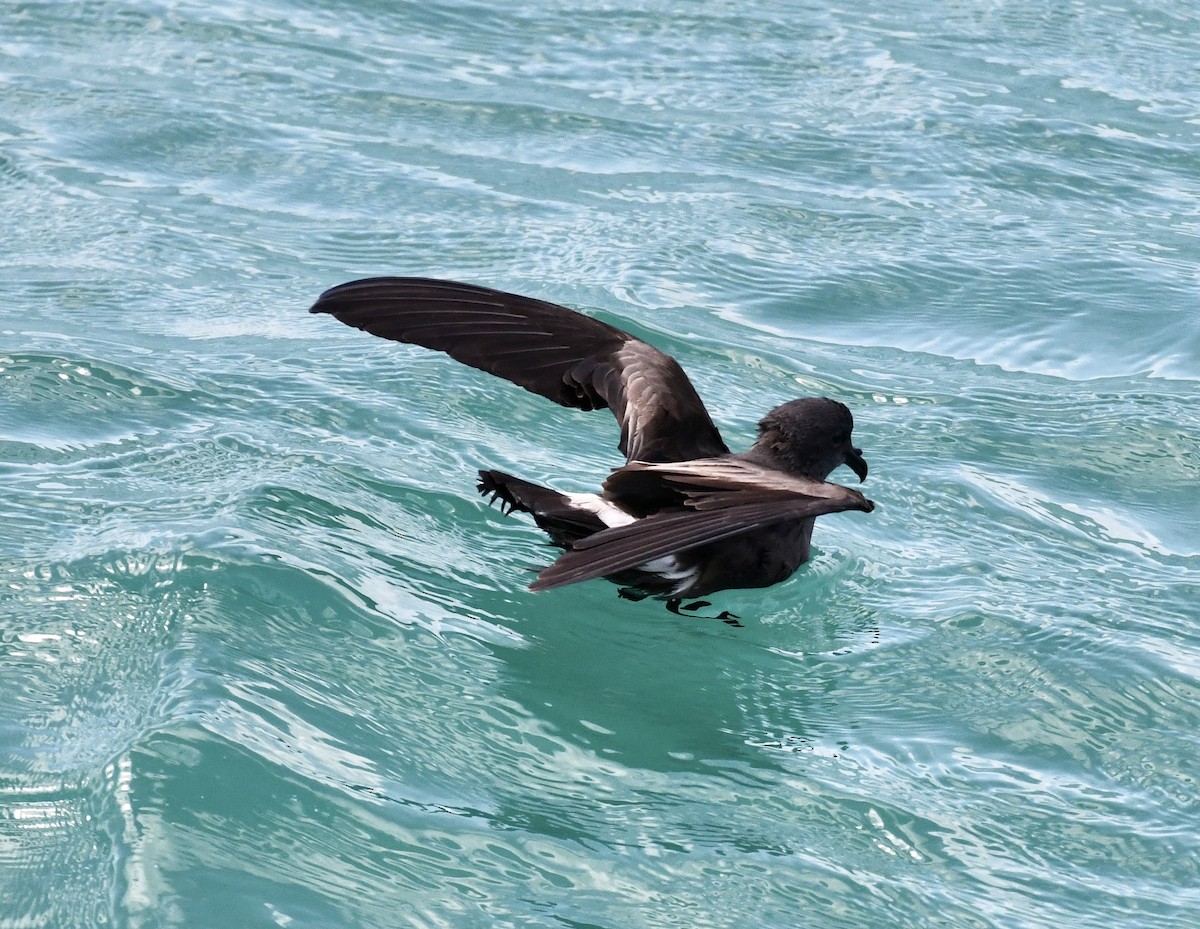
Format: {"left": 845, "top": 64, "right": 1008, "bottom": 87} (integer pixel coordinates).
{"left": 618, "top": 587, "right": 649, "bottom": 602}
{"left": 666, "top": 598, "right": 742, "bottom": 627}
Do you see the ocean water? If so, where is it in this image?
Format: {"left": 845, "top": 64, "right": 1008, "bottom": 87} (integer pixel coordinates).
{"left": 2, "top": 0, "right": 1198, "bottom": 926}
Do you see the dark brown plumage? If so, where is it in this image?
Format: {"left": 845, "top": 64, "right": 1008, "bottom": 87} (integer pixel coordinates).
{"left": 310, "top": 277, "right": 874, "bottom": 606}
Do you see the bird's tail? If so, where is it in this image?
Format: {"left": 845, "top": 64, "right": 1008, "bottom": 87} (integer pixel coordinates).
{"left": 477, "top": 470, "right": 606, "bottom": 547}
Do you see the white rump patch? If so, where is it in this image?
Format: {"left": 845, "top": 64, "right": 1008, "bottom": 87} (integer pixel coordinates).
{"left": 643, "top": 555, "right": 699, "bottom": 594}
{"left": 563, "top": 493, "right": 637, "bottom": 528}
{"left": 564, "top": 493, "right": 700, "bottom": 594}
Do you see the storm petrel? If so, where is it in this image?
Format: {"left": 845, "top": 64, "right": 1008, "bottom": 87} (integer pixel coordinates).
{"left": 310, "top": 277, "right": 874, "bottom": 613}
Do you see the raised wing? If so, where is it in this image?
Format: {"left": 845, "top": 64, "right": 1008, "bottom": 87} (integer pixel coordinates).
{"left": 530, "top": 459, "right": 874, "bottom": 590}
{"left": 310, "top": 277, "right": 728, "bottom": 462}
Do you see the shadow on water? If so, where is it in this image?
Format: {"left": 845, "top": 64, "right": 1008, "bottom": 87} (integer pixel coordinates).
{"left": 466, "top": 545, "right": 886, "bottom": 826}
{"left": 496, "top": 586, "right": 803, "bottom": 770}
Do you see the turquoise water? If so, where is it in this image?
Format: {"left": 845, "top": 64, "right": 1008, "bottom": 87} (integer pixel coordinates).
{"left": 3, "top": 0, "right": 1199, "bottom": 925}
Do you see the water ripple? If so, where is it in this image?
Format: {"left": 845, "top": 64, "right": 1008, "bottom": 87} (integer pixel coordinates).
{"left": 4, "top": 0, "right": 1200, "bottom": 927}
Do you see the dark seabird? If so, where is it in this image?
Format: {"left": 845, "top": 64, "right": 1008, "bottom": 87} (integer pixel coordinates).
{"left": 310, "top": 277, "right": 874, "bottom": 617}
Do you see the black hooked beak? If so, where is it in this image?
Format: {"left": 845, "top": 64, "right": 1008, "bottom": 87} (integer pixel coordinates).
{"left": 844, "top": 446, "right": 868, "bottom": 483}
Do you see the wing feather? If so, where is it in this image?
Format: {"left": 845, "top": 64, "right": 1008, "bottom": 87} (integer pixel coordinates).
{"left": 530, "top": 479, "right": 873, "bottom": 591}
{"left": 310, "top": 277, "right": 728, "bottom": 461}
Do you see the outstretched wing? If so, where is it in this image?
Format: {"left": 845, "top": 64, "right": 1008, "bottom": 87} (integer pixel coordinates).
{"left": 310, "top": 277, "right": 728, "bottom": 462}
{"left": 529, "top": 459, "right": 874, "bottom": 591}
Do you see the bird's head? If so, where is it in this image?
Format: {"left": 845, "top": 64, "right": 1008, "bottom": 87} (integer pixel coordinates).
{"left": 752, "top": 397, "right": 868, "bottom": 482}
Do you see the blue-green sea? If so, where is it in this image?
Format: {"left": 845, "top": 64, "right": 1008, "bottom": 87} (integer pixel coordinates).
{"left": 3, "top": 1, "right": 1198, "bottom": 926}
